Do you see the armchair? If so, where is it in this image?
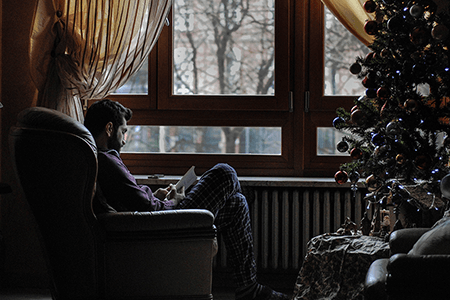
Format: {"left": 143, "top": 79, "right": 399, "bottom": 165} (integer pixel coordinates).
{"left": 9, "top": 107, "right": 217, "bottom": 300}
{"left": 365, "top": 218, "right": 450, "bottom": 300}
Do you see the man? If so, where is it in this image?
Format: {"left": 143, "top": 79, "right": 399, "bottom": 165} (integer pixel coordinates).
{"left": 84, "top": 99, "right": 289, "bottom": 300}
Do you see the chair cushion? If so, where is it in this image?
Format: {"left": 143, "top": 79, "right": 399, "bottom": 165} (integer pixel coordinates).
{"left": 409, "top": 219, "right": 450, "bottom": 255}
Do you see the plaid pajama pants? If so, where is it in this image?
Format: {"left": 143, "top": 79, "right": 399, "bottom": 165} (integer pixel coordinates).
{"left": 178, "top": 163, "right": 257, "bottom": 288}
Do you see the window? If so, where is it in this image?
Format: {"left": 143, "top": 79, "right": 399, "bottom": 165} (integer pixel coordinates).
{"left": 156, "top": 0, "right": 290, "bottom": 111}
{"left": 302, "top": 0, "right": 370, "bottom": 175}
{"left": 122, "top": 126, "right": 281, "bottom": 154}
{"left": 314, "top": 6, "right": 370, "bottom": 157}
{"left": 104, "top": 0, "right": 365, "bottom": 177}
{"left": 171, "top": 0, "right": 275, "bottom": 96}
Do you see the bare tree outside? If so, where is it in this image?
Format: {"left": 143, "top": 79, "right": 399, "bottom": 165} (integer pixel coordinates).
{"left": 324, "top": 8, "right": 369, "bottom": 96}
{"left": 115, "top": 57, "right": 149, "bottom": 94}
{"left": 117, "top": 4, "right": 365, "bottom": 155}
{"left": 318, "top": 7, "right": 370, "bottom": 155}
{"left": 173, "top": 0, "right": 274, "bottom": 95}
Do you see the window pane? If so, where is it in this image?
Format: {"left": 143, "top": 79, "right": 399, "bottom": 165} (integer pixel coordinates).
{"left": 114, "top": 57, "right": 149, "bottom": 94}
{"left": 317, "top": 127, "right": 352, "bottom": 156}
{"left": 173, "top": 0, "right": 275, "bottom": 95}
{"left": 122, "top": 126, "right": 281, "bottom": 154}
{"left": 324, "top": 7, "right": 370, "bottom": 96}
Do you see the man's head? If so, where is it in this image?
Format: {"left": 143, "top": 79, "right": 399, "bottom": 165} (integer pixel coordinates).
{"left": 84, "top": 99, "right": 132, "bottom": 152}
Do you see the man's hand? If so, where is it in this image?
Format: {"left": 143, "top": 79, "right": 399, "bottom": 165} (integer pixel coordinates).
{"left": 165, "top": 184, "right": 185, "bottom": 207}
{"left": 154, "top": 186, "right": 170, "bottom": 201}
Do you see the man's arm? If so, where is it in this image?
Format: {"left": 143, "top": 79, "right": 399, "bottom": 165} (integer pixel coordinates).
{"left": 97, "top": 150, "right": 178, "bottom": 212}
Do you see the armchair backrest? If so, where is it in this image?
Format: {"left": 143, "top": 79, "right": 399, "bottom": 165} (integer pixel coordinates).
{"left": 9, "top": 107, "right": 100, "bottom": 300}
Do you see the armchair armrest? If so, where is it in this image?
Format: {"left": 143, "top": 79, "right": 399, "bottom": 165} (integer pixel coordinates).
{"left": 97, "top": 209, "right": 215, "bottom": 235}
{"left": 98, "top": 209, "right": 217, "bottom": 298}
{"left": 389, "top": 228, "right": 430, "bottom": 254}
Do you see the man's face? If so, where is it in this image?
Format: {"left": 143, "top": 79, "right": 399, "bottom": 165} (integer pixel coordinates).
{"left": 108, "top": 117, "right": 128, "bottom": 152}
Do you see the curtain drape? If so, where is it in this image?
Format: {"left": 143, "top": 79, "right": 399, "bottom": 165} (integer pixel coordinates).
{"left": 321, "top": 0, "right": 375, "bottom": 46}
{"left": 29, "top": 0, "right": 172, "bottom": 121}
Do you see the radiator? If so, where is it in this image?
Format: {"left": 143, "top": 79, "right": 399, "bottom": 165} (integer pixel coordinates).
{"left": 213, "top": 186, "right": 369, "bottom": 273}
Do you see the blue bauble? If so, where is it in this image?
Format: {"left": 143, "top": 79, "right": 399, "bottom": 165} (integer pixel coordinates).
{"left": 366, "top": 88, "right": 377, "bottom": 98}
{"left": 333, "top": 117, "right": 345, "bottom": 129}
{"left": 386, "top": 121, "right": 401, "bottom": 137}
{"left": 371, "top": 133, "right": 385, "bottom": 146}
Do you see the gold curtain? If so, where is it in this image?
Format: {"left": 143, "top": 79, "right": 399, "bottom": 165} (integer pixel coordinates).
{"left": 29, "top": 0, "right": 172, "bottom": 121}
{"left": 321, "top": 0, "right": 375, "bottom": 46}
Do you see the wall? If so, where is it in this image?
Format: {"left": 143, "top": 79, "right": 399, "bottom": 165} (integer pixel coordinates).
{"left": 0, "top": 0, "right": 49, "bottom": 287}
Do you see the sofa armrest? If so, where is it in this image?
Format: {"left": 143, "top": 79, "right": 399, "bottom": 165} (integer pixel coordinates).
{"left": 364, "top": 258, "right": 389, "bottom": 300}
{"left": 386, "top": 253, "right": 450, "bottom": 291}
{"left": 389, "top": 228, "right": 430, "bottom": 254}
{"left": 97, "top": 209, "right": 215, "bottom": 233}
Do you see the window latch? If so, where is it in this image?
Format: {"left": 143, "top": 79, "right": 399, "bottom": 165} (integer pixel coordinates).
{"left": 289, "top": 91, "right": 294, "bottom": 112}
{"left": 304, "top": 91, "right": 310, "bottom": 113}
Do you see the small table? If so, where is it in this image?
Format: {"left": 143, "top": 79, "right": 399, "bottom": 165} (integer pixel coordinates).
{"left": 293, "top": 234, "right": 389, "bottom": 300}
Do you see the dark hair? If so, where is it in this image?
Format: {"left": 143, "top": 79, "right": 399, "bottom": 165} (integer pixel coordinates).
{"left": 84, "top": 99, "right": 132, "bottom": 138}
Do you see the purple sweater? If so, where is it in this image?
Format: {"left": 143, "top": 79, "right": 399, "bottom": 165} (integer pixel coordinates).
{"left": 96, "top": 149, "right": 176, "bottom": 212}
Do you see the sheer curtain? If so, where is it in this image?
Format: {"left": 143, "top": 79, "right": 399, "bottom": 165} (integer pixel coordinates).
{"left": 321, "top": 0, "right": 375, "bottom": 46}
{"left": 29, "top": 0, "right": 172, "bottom": 121}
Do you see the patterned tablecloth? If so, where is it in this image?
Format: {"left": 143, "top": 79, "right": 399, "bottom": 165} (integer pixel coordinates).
{"left": 292, "top": 234, "right": 389, "bottom": 300}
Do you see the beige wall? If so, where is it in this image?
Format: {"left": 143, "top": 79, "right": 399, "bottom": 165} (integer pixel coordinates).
{"left": 1, "top": 0, "right": 49, "bottom": 287}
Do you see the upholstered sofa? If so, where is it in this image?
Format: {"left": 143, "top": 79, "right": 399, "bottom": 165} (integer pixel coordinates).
{"left": 365, "top": 210, "right": 450, "bottom": 300}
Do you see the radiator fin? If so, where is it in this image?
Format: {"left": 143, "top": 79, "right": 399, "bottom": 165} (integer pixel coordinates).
{"left": 214, "top": 186, "right": 367, "bottom": 272}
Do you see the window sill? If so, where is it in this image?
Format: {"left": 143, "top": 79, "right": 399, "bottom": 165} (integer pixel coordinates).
{"left": 134, "top": 175, "right": 363, "bottom": 188}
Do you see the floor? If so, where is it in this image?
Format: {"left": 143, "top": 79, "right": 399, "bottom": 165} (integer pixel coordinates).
{"left": 0, "top": 287, "right": 294, "bottom": 300}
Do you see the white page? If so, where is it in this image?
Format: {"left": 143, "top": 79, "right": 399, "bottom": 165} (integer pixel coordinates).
{"left": 175, "top": 166, "right": 197, "bottom": 192}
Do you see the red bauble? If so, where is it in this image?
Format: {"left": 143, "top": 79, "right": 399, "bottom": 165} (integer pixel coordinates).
{"left": 364, "top": 20, "right": 378, "bottom": 35}
{"left": 351, "top": 109, "right": 366, "bottom": 125}
{"left": 380, "top": 101, "right": 391, "bottom": 118}
{"left": 380, "top": 48, "right": 390, "bottom": 58}
{"left": 363, "top": 0, "right": 377, "bottom": 13}
{"left": 414, "top": 154, "right": 431, "bottom": 170}
{"left": 365, "top": 52, "right": 376, "bottom": 62}
{"left": 432, "top": 24, "right": 449, "bottom": 41}
{"left": 350, "top": 148, "right": 363, "bottom": 159}
{"left": 410, "top": 27, "right": 429, "bottom": 46}
{"left": 335, "top": 171, "right": 348, "bottom": 185}
{"left": 404, "top": 99, "right": 419, "bottom": 112}
{"left": 362, "top": 76, "right": 377, "bottom": 88}
{"left": 377, "top": 87, "right": 390, "bottom": 99}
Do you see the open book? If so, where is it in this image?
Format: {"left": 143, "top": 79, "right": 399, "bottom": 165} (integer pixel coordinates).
{"left": 175, "top": 166, "right": 197, "bottom": 192}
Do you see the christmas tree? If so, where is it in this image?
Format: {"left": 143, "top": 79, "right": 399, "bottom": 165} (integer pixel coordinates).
{"left": 333, "top": 0, "right": 450, "bottom": 229}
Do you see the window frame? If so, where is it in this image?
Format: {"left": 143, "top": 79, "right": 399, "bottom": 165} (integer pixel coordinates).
{"left": 156, "top": 0, "right": 291, "bottom": 111}
{"left": 98, "top": 0, "right": 358, "bottom": 177}
{"left": 301, "top": 0, "right": 357, "bottom": 176}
